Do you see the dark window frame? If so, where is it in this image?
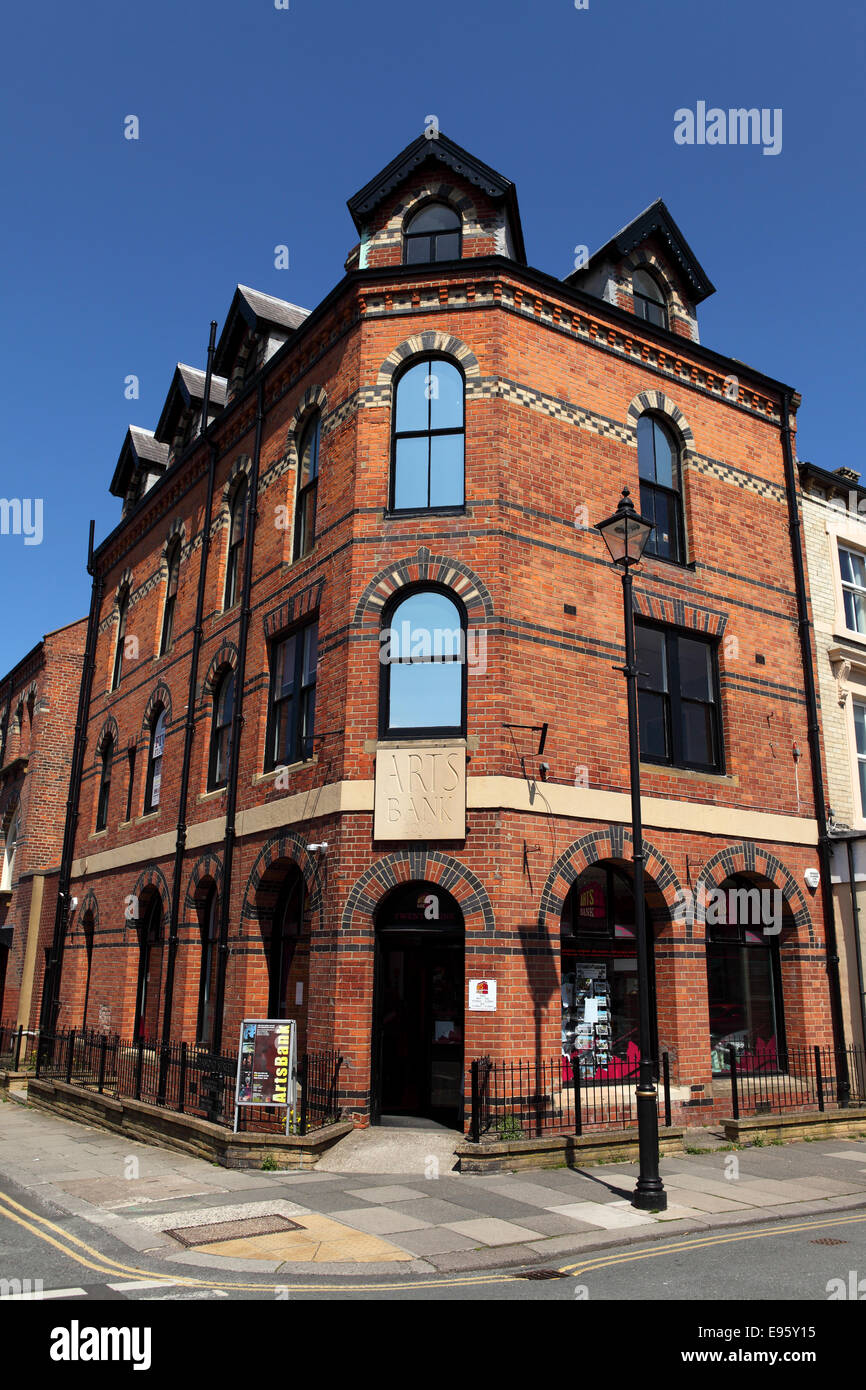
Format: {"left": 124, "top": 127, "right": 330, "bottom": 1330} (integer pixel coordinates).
{"left": 208, "top": 668, "right": 235, "bottom": 791}
{"left": 143, "top": 706, "right": 166, "bottom": 814}
{"left": 706, "top": 875, "right": 788, "bottom": 1076}
{"left": 636, "top": 620, "right": 723, "bottom": 775}
{"left": 632, "top": 267, "right": 669, "bottom": 330}
{"left": 223, "top": 480, "right": 248, "bottom": 611}
{"left": 267, "top": 871, "right": 305, "bottom": 1018}
{"left": 402, "top": 200, "right": 462, "bottom": 265}
{"left": 124, "top": 744, "right": 137, "bottom": 824}
{"left": 112, "top": 588, "right": 129, "bottom": 691}
{"left": 389, "top": 354, "right": 465, "bottom": 513}
{"left": 96, "top": 737, "right": 113, "bottom": 831}
{"left": 292, "top": 413, "right": 321, "bottom": 562}
{"left": 265, "top": 616, "right": 319, "bottom": 771}
{"left": 638, "top": 414, "right": 686, "bottom": 565}
{"left": 378, "top": 583, "right": 468, "bottom": 740}
{"left": 160, "top": 543, "right": 180, "bottom": 656}
{"left": 196, "top": 884, "right": 220, "bottom": 1048}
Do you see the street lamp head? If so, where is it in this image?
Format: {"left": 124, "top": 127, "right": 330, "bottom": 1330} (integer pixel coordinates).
{"left": 596, "top": 488, "right": 655, "bottom": 569}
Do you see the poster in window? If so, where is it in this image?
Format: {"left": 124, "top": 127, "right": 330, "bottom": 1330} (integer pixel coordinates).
{"left": 234, "top": 1018, "right": 297, "bottom": 1131}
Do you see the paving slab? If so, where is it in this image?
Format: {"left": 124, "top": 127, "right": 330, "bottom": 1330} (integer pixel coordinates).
{"left": 387, "top": 1227, "right": 481, "bottom": 1257}
{"left": 329, "top": 1206, "right": 431, "bottom": 1235}
{"left": 659, "top": 1187, "right": 753, "bottom": 1213}
{"left": 546, "top": 1201, "right": 657, "bottom": 1228}
{"left": 444, "top": 1217, "right": 545, "bottom": 1246}
{"left": 343, "top": 1185, "right": 429, "bottom": 1204}
{"left": 472, "top": 1178, "right": 592, "bottom": 1209}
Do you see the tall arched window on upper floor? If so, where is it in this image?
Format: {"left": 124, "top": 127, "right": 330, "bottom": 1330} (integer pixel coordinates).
{"left": 632, "top": 268, "right": 668, "bottom": 329}
{"left": 112, "top": 587, "right": 130, "bottom": 690}
{"left": 403, "top": 202, "right": 461, "bottom": 264}
{"left": 208, "top": 669, "right": 235, "bottom": 790}
{"left": 224, "top": 480, "right": 247, "bottom": 610}
{"left": 160, "top": 543, "right": 180, "bottom": 656}
{"left": 637, "top": 414, "right": 685, "bottom": 564}
{"left": 96, "top": 737, "right": 113, "bottom": 831}
{"left": 380, "top": 587, "right": 466, "bottom": 738}
{"left": 1, "top": 804, "right": 21, "bottom": 892}
{"left": 144, "top": 706, "right": 167, "bottom": 813}
{"left": 293, "top": 413, "right": 321, "bottom": 561}
{"left": 391, "top": 357, "right": 464, "bottom": 512}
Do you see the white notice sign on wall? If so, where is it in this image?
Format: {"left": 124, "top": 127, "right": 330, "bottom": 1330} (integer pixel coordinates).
{"left": 468, "top": 979, "right": 497, "bottom": 1012}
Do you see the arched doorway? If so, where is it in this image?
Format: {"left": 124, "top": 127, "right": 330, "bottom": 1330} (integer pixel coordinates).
{"left": 372, "top": 883, "right": 464, "bottom": 1127}
{"left": 134, "top": 892, "right": 163, "bottom": 1044}
{"left": 255, "top": 861, "right": 309, "bottom": 1051}
{"left": 561, "top": 863, "right": 658, "bottom": 1081}
{"left": 195, "top": 882, "right": 220, "bottom": 1049}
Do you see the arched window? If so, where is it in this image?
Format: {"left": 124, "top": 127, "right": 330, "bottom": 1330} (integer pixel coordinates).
{"left": 224, "top": 480, "right": 247, "bottom": 610}
{"left": 391, "top": 357, "right": 464, "bottom": 511}
{"left": 96, "top": 737, "right": 113, "bottom": 831}
{"left": 112, "top": 587, "right": 130, "bottom": 690}
{"left": 196, "top": 885, "right": 220, "bottom": 1048}
{"left": 381, "top": 588, "right": 466, "bottom": 737}
{"left": 293, "top": 413, "right": 321, "bottom": 561}
{"left": 403, "top": 202, "right": 461, "bottom": 264}
{"left": 1, "top": 805, "right": 21, "bottom": 892}
{"left": 632, "top": 268, "right": 668, "bottom": 329}
{"left": 134, "top": 893, "right": 162, "bottom": 1044}
{"left": 637, "top": 415, "right": 685, "bottom": 564}
{"left": 268, "top": 871, "right": 304, "bottom": 1018}
{"left": 144, "top": 707, "right": 166, "bottom": 813}
{"left": 160, "top": 543, "right": 180, "bottom": 655}
{"left": 208, "top": 669, "right": 235, "bottom": 790}
{"left": 706, "top": 875, "right": 788, "bottom": 1075}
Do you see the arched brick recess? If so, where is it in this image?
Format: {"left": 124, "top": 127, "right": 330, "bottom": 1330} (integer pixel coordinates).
{"left": 537, "top": 826, "right": 683, "bottom": 934}
{"left": 696, "top": 842, "right": 814, "bottom": 944}
{"left": 240, "top": 830, "right": 324, "bottom": 929}
{"left": 200, "top": 641, "right": 238, "bottom": 704}
{"left": 141, "top": 682, "right": 173, "bottom": 731}
{"left": 376, "top": 331, "right": 481, "bottom": 388}
{"left": 340, "top": 851, "right": 494, "bottom": 938}
{"left": 183, "top": 853, "right": 224, "bottom": 913}
{"left": 352, "top": 547, "right": 494, "bottom": 626}
{"left": 219, "top": 455, "right": 252, "bottom": 517}
{"left": 94, "top": 715, "right": 119, "bottom": 764}
{"left": 131, "top": 864, "right": 171, "bottom": 921}
{"left": 78, "top": 890, "right": 100, "bottom": 931}
{"left": 626, "top": 390, "right": 695, "bottom": 450}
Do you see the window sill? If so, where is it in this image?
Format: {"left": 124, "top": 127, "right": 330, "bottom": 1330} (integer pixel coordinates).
{"left": 365, "top": 735, "right": 479, "bottom": 752}
{"left": 640, "top": 553, "right": 695, "bottom": 574}
{"left": 198, "top": 787, "right": 226, "bottom": 803}
{"left": 253, "top": 756, "right": 319, "bottom": 786}
{"left": 134, "top": 810, "right": 162, "bottom": 826}
{"left": 639, "top": 761, "right": 736, "bottom": 786}
{"left": 383, "top": 505, "right": 467, "bottom": 520}
{"left": 89, "top": 829, "right": 108, "bottom": 841}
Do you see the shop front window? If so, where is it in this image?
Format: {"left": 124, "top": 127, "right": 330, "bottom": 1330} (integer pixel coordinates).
{"left": 706, "top": 879, "right": 785, "bottom": 1075}
{"left": 561, "top": 865, "right": 657, "bottom": 1082}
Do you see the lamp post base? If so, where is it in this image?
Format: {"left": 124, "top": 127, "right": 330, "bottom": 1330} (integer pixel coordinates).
{"left": 632, "top": 1180, "right": 668, "bottom": 1212}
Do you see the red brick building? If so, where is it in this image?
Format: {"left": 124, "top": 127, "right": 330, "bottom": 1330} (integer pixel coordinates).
{"left": 0, "top": 618, "right": 87, "bottom": 1024}
{"left": 45, "top": 133, "right": 842, "bottom": 1128}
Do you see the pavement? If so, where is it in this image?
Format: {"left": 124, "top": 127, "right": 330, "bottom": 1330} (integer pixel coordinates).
{"left": 3, "top": 1097, "right": 866, "bottom": 1278}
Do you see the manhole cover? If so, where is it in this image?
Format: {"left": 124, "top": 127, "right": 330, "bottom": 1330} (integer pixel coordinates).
{"left": 166, "top": 1215, "right": 303, "bottom": 1247}
{"left": 516, "top": 1269, "right": 568, "bottom": 1281}
{"left": 811, "top": 1238, "right": 848, "bottom": 1246}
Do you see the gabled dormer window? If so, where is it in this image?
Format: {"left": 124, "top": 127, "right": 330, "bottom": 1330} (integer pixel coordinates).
{"left": 632, "top": 268, "right": 668, "bottom": 329}
{"left": 403, "top": 203, "right": 461, "bottom": 264}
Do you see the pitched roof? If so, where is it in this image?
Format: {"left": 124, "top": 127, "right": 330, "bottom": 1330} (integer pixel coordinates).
{"left": 565, "top": 198, "right": 715, "bottom": 303}
{"left": 154, "top": 363, "right": 227, "bottom": 444}
{"left": 214, "top": 285, "right": 310, "bottom": 376}
{"left": 109, "top": 427, "right": 170, "bottom": 499}
{"left": 347, "top": 132, "right": 527, "bottom": 263}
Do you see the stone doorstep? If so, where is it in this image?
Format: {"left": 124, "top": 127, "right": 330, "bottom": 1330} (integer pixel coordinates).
{"left": 25, "top": 1078, "right": 354, "bottom": 1169}
{"left": 0, "top": 1070, "right": 30, "bottom": 1094}
{"left": 723, "top": 1111, "right": 866, "bottom": 1143}
{"left": 456, "top": 1127, "right": 686, "bottom": 1173}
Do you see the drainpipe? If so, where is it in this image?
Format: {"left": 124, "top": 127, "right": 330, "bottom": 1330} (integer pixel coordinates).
{"left": 210, "top": 378, "right": 265, "bottom": 1056}
{"left": 160, "top": 322, "right": 218, "bottom": 1051}
{"left": 39, "top": 521, "right": 104, "bottom": 1034}
{"left": 780, "top": 391, "right": 849, "bottom": 1097}
{"left": 845, "top": 837, "right": 866, "bottom": 1051}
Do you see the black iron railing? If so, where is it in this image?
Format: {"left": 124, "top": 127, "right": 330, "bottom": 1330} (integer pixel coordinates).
{"left": 728, "top": 1043, "right": 866, "bottom": 1120}
{"left": 468, "top": 1053, "right": 672, "bottom": 1142}
{"left": 0, "top": 1020, "right": 40, "bottom": 1071}
{"left": 32, "top": 1027, "right": 342, "bottom": 1135}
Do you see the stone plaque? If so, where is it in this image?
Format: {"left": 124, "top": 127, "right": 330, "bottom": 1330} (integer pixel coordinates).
{"left": 374, "top": 745, "right": 466, "bottom": 840}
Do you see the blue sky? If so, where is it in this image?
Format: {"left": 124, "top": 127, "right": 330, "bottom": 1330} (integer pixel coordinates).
{"left": 1, "top": 0, "right": 863, "bottom": 668}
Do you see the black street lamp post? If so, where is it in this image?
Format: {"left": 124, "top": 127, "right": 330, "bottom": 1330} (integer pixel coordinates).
{"left": 595, "top": 488, "right": 667, "bottom": 1212}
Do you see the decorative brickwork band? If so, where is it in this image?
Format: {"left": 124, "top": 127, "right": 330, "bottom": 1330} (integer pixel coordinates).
{"left": 352, "top": 549, "right": 494, "bottom": 625}
{"left": 537, "top": 827, "right": 683, "bottom": 933}
{"left": 341, "top": 851, "right": 495, "bottom": 937}
{"left": 376, "top": 331, "right": 481, "bottom": 387}
{"left": 240, "top": 830, "right": 324, "bottom": 926}
{"left": 633, "top": 590, "right": 727, "bottom": 637}
{"left": 697, "top": 842, "right": 815, "bottom": 944}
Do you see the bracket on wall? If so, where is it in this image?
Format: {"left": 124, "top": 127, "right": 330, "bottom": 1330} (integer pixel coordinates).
{"left": 503, "top": 722, "right": 548, "bottom": 781}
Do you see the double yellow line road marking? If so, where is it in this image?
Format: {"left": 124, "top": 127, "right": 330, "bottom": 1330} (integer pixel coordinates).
{"left": 1, "top": 1188, "right": 864, "bottom": 1296}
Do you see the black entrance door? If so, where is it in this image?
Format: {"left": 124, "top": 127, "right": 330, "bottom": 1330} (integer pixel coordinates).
{"left": 372, "top": 885, "right": 464, "bottom": 1127}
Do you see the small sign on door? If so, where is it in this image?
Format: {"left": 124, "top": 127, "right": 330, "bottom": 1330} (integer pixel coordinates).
{"left": 468, "top": 978, "right": 497, "bottom": 1012}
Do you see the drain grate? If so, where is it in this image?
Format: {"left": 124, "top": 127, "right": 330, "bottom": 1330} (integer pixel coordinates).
{"left": 811, "top": 1238, "right": 848, "bottom": 1246}
{"left": 516, "top": 1268, "right": 568, "bottom": 1280}
{"left": 166, "top": 1215, "right": 303, "bottom": 1247}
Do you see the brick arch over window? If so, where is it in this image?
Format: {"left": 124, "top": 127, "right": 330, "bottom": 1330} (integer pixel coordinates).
{"left": 287, "top": 386, "right": 328, "bottom": 445}
{"left": 396, "top": 184, "right": 479, "bottom": 233}
{"left": 183, "top": 852, "right": 224, "bottom": 913}
{"left": 696, "top": 843, "right": 815, "bottom": 945}
{"left": 219, "top": 455, "right": 252, "bottom": 514}
{"left": 142, "top": 682, "right": 172, "bottom": 732}
{"left": 631, "top": 590, "right": 727, "bottom": 638}
{"left": 537, "top": 827, "right": 683, "bottom": 934}
{"left": 376, "top": 332, "right": 481, "bottom": 389}
{"left": 626, "top": 391, "right": 695, "bottom": 450}
{"left": 200, "top": 642, "right": 238, "bottom": 705}
{"left": 240, "top": 830, "right": 324, "bottom": 929}
{"left": 131, "top": 864, "right": 171, "bottom": 921}
{"left": 341, "top": 851, "right": 495, "bottom": 938}
{"left": 78, "top": 890, "right": 100, "bottom": 931}
{"left": 94, "top": 716, "right": 119, "bottom": 766}
{"left": 352, "top": 548, "right": 494, "bottom": 627}
{"left": 114, "top": 568, "right": 134, "bottom": 603}
{"left": 624, "top": 251, "right": 678, "bottom": 301}
{"left": 163, "top": 518, "right": 187, "bottom": 556}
